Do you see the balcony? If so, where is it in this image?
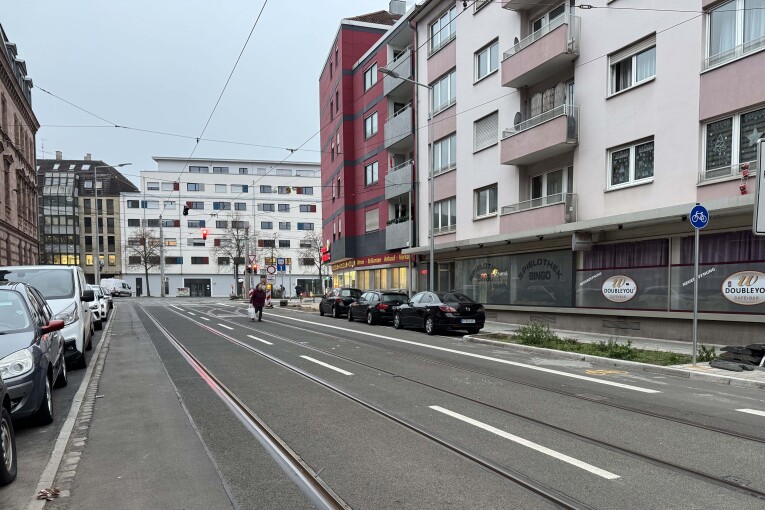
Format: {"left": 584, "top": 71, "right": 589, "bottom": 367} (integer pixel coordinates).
{"left": 501, "top": 104, "right": 579, "bottom": 166}
{"left": 702, "top": 35, "right": 765, "bottom": 71}
{"left": 383, "top": 49, "right": 412, "bottom": 96}
{"left": 384, "top": 104, "right": 413, "bottom": 150}
{"left": 501, "top": 0, "right": 549, "bottom": 11}
{"left": 500, "top": 193, "right": 577, "bottom": 232}
{"left": 501, "top": 16, "right": 580, "bottom": 89}
{"left": 385, "top": 160, "right": 412, "bottom": 200}
{"left": 385, "top": 219, "right": 411, "bottom": 250}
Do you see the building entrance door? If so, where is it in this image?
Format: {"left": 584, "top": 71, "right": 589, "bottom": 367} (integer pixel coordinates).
{"left": 185, "top": 278, "right": 211, "bottom": 297}
{"left": 135, "top": 277, "right": 142, "bottom": 297}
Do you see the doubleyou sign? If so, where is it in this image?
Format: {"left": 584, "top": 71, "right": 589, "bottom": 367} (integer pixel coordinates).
{"left": 722, "top": 271, "right": 765, "bottom": 305}
{"left": 601, "top": 275, "right": 637, "bottom": 303}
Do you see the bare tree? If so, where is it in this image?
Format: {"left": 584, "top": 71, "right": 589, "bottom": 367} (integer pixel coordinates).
{"left": 297, "top": 229, "right": 325, "bottom": 285}
{"left": 125, "top": 226, "right": 161, "bottom": 297}
{"left": 209, "top": 211, "right": 254, "bottom": 297}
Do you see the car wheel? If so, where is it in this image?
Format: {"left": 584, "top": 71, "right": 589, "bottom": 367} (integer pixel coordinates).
{"left": 366, "top": 310, "right": 375, "bottom": 325}
{"left": 0, "top": 406, "right": 17, "bottom": 486}
{"left": 319, "top": 304, "right": 325, "bottom": 316}
{"left": 34, "top": 376, "right": 54, "bottom": 426}
{"left": 54, "top": 359, "right": 68, "bottom": 388}
{"left": 332, "top": 306, "right": 339, "bottom": 319}
{"left": 94, "top": 319, "right": 103, "bottom": 331}
{"left": 467, "top": 328, "right": 480, "bottom": 335}
{"left": 347, "top": 309, "right": 354, "bottom": 322}
{"left": 393, "top": 313, "right": 402, "bottom": 329}
{"left": 424, "top": 316, "right": 437, "bottom": 336}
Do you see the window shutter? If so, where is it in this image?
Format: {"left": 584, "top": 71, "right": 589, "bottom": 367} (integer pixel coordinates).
{"left": 213, "top": 202, "right": 220, "bottom": 210}
{"left": 214, "top": 239, "right": 221, "bottom": 247}
{"left": 474, "top": 112, "right": 498, "bottom": 151}
{"left": 242, "top": 185, "right": 248, "bottom": 192}
{"left": 609, "top": 35, "right": 656, "bottom": 64}
{"left": 140, "top": 200, "right": 147, "bottom": 208}
{"left": 199, "top": 220, "right": 205, "bottom": 227}
{"left": 296, "top": 187, "right": 303, "bottom": 194}
{"left": 174, "top": 220, "right": 180, "bottom": 227}
{"left": 173, "top": 182, "right": 179, "bottom": 191}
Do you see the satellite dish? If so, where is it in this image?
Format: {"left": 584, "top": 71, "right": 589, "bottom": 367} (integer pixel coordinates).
{"left": 513, "top": 112, "right": 522, "bottom": 130}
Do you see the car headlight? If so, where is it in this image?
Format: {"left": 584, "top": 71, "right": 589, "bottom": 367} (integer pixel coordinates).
{"left": 0, "top": 349, "right": 34, "bottom": 380}
{"left": 55, "top": 302, "right": 79, "bottom": 326}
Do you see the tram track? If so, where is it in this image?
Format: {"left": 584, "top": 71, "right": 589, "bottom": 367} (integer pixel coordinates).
{"left": 163, "top": 305, "right": 765, "bottom": 504}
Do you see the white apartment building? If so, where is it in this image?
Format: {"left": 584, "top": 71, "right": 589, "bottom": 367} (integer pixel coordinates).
{"left": 406, "top": 0, "right": 765, "bottom": 342}
{"left": 120, "top": 158, "right": 322, "bottom": 298}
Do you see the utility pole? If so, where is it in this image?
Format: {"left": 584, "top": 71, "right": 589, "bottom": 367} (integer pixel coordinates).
{"left": 160, "top": 214, "right": 165, "bottom": 298}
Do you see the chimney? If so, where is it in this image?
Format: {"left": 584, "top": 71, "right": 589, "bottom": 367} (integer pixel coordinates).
{"left": 84, "top": 153, "right": 91, "bottom": 161}
{"left": 389, "top": 0, "right": 405, "bottom": 15}
{"left": 55, "top": 150, "right": 62, "bottom": 161}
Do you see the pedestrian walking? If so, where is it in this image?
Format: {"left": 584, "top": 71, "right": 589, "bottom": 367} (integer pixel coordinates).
{"left": 250, "top": 283, "right": 266, "bottom": 322}
{"left": 295, "top": 284, "right": 303, "bottom": 302}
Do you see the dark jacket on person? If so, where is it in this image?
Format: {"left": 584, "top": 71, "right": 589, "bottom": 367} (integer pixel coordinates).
{"left": 251, "top": 287, "right": 267, "bottom": 308}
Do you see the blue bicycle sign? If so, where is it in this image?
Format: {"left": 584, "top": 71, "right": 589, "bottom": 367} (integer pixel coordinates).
{"left": 690, "top": 205, "right": 709, "bottom": 229}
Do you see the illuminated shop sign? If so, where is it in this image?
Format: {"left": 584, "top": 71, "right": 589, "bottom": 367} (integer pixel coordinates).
{"left": 721, "top": 271, "right": 765, "bottom": 305}
{"left": 601, "top": 275, "right": 638, "bottom": 303}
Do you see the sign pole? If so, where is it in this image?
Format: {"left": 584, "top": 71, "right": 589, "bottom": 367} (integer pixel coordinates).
{"left": 693, "top": 226, "right": 699, "bottom": 366}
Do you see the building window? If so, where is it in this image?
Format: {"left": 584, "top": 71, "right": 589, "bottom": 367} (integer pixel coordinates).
{"left": 707, "top": 0, "right": 765, "bottom": 68}
{"left": 213, "top": 202, "right": 231, "bottom": 210}
{"left": 144, "top": 201, "right": 160, "bottom": 209}
{"left": 189, "top": 201, "right": 204, "bottom": 209}
{"left": 188, "top": 220, "right": 206, "bottom": 228}
{"left": 474, "top": 111, "right": 498, "bottom": 152}
{"left": 107, "top": 217, "right": 115, "bottom": 233}
{"left": 299, "top": 204, "right": 317, "bottom": 213}
{"left": 232, "top": 221, "right": 248, "bottom": 229}
{"left": 299, "top": 187, "right": 314, "bottom": 195}
{"left": 160, "top": 219, "right": 174, "bottom": 228}
{"left": 231, "top": 184, "right": 248, "bottom": 193}
{"left": 165, "top": 238, "right": 178, "bottom": 246}
{"left": 189, "top": 166, "right": 209, "bottom": 173}
{"left": 261, "top": 221, "right": 273, "bottom": 230}
{"left": 128, "top": 218, "right": 140, "bottom": 227}
{"left": 213, "top": 166, "right": 229, "bottom": 174}
{"left": 431, "top": 70, "right": 456, "bottom": 114}
{"left": 278, "top": 203, "right": 290, "bottom": 212}
{"left": 191, "top": 257, "right": 209, "bottom": 264}
{"left": 279, "top": 240, "right": 290, "bottom": 248}
{"left": 188, "top": 238, "right": 206, "bottom": 247}
{"left": 609, "top": 138, "right": 655, "bottom": 188}
{"left": 217, "top": 257, "right": 230, "bottom": 266}
{"left": 84, "top": 181, "right": 93, "bottom": 189}
{"left": 609, "top": 36, "right": 656, "bottom": 95}
{"left": 127, "top": 200, "right": 139, "bottom": 209}
{"left": 365, "top": 161, "right": 379, "bottom": 185}
{"left": 279, "top": 221, "right": 291, "bottom": 230}
{"left": 106, "top": 199, "right": 114, "bottom": 214}
{"left": 147, "top": 182, "right": 159, "bottom": 190}
{"left": 475, "top": 40, "right": 499, "bottom": 82}
{"left": 704, "top": 106, "right": 765, "bottom": 180}
{"left": 530, "top": 167, "right": 573, "bottom": 207}
{"left": 187, "top": 183, "right": 204, "bottom": 191}
{"left": 147, "top": 219, "right": 160, "bottom": 228}
{"left": 235, "top": 202, "right": 246, "bottom": 211}
{"left": 474, "top": 0, "right": 490, "bottom": 12}
{"left": 164, "top": 201, "right": 176, "bottom": 210}
{"left": 365, "top": 209, "right": 379, "bottom": 233}
{"left": 108, "top": 255, "right": 116, "bottom": 266}
{"left": 364, "top": 62, "right": 378, "bottom": 91}
{"left": 239, "top": 167, "right": 250, "bottom": 175}
{"left": 259, "top": 203, "right": 275, "bottom": 212}
{"left": 300, "top": 258, "right": 315, "bottom": 266}
{"left": 430, "top": 6, "right": 457, "bottom": 54}
{"left": 216, "top": 221, "right": 228, "bottom": 228}
{"left": 364, "top": 111, "right": 378, "bottom": 138}
{"left": 474, "top": 186, "right": 498, "bottom": 218}
{"left": 433, "top": 198, "right": 457, "bottom": 233}
{"left": 215, "top": 184, "right": 227, "bottom": 193}
{"left": 297, "top": 222, "right": 314, "bottom": 231}
{"left": 258, "top": 239, "right": 276, "bottom": 248}
{"left": 260, "top": 185, "right": 272, "bottom": 193}
{"left": 278, "top": 186, "right": 291, "bottom": 194}
{"left": 161, "top": 182, "right": 174, "bottom": 191}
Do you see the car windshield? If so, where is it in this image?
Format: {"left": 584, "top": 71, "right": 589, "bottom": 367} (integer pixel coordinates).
{"left": 0, "top": 290, "right": 32, "bottom": 333}
{"left": 382, "top": 293, "right": 408, "bottom": 302}
{"left": 341, "top": 289, "right": 362, "bottom": 298}
{"left": 437, "top": 292, "right": 476, "bottom": 303}
{"left": 0, "top": 268, "right": 75, "bottom": 300}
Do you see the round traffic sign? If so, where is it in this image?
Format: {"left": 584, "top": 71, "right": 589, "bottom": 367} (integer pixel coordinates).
{"left": 266, "top": 265, "right": 276, "bottom": 275}
{"left": 690, "top": 205, "right": 709, "bottom": 229}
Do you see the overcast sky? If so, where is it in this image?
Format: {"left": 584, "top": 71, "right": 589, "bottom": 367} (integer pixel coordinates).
{"left": 4, "top": 0, "right": 412, "bottom": 184}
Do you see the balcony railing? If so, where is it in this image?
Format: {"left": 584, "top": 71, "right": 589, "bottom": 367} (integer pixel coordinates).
{"left": 503, "top": 15, "right": 580, "bottom": 60}
{"left": 502, "top": 104, "right": 579, "bottom": 139}
{"left": 434, "top": 224, "right": 456, "bottom": 235}
{"left": 384, "top": 48, "right": 413, "bottom": 95}
{"left": 702, "top": 160, "right": 758, "bottom": 182}
{"left": 703, "top": 35, "right": 765, "bottom": 71}
{"left": 501, "top": 192, "right": 577, "bottom": 222}
{"left": 384, "top": 160, "right": 413, "bottom": 200}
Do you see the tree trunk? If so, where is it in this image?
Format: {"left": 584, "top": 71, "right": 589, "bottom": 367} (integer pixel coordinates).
{"left": 144, "top": 267, "right": 151, "bottom": 297}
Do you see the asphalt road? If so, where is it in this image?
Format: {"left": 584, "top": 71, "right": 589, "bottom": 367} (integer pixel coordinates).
{"left": 133, "top": 300, "right": 765, "bottom": 510}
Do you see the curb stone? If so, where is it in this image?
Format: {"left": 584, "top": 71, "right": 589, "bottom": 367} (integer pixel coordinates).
{"left": 464, "top": 335, "right": 765, "bottom": 390}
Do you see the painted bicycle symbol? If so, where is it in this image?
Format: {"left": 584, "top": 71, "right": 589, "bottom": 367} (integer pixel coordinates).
{"left": 691, "top": 210, "right": 707, "bottom": 224}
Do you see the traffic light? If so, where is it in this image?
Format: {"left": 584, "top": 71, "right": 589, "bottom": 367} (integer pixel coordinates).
{"left": 201, "top": 228, "right": 208, "bottom": 240}
{"left": 253, "top": 263, "right": 258, "bottom": 273}
{"left": 183, "top": 205, "right": 189, "bottom": 216}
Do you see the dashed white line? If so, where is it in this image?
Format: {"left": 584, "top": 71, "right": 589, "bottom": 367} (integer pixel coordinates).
{"left": 187, "top": 312, "right": 196, "bottom": 316}
{"left": 279, "top": 316, "right": 660, "bottom": 394}
{"left": 200, "top": 317, "right": 210, "bottom": 321}
{"left": 216, "top": 302, "right": 233, "bottom": 307}
{"left": 430, "top": 406, "right": 620, "bottom": 480}
{"left": 247, "top": 334, "right": 273, "bottom": 346}
{"left": 736, "top": 408, "right": 765, "bottom": 418}
{"left": 169, "top": 305, "right": 184, "bottom": 311}
{"left": 300, "top": 356, "right": 353, "bottom": 376}
{"left": 217, "top": 323, "right": 234, "bottom": 330}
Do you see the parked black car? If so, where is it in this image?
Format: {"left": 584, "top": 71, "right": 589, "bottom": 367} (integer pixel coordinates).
{"left": 0, "top": 377, "right": 16, "bottom": 486}
{"left": 393, "top": 291, "right": 485, "bottom": 335}
{"left": 319, "top": 288, "right": 363, "bottom": 318}
{"left": 348, "top": 290, "right": 409, "bottom": 325}
{"left": 0, "top": 282, "right": 67, "bottom": 425}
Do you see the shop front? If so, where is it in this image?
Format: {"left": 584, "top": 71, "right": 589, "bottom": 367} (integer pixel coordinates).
{"left": 331, "top": 253, "right": 412, "bottom": 291}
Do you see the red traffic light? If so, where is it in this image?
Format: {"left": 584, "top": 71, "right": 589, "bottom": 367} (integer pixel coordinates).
{"left": 201, "top": 228, "right": 208, "bottom": 240}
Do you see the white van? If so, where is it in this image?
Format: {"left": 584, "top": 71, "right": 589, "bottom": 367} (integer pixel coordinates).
{"left": 100, "top": 278, "right": 132, "bottom": 297}
{"left": 0, "top": 266, "right": 95, "bottom": 369}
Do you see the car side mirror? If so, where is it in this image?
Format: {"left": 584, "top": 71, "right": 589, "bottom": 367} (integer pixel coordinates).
{"left": 41, "top": 319, "right": 65, "bottom": 334}
{"left": 82, "top": 288, "right": 95, "bottom": 302}
{"left": 408, "top": 302, "right": 414, "bottom": 306}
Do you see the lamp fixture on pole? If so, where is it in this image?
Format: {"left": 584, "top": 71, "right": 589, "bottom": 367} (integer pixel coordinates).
{"left": 93, "top": 163, "right": 131, "bottom": 286}
{"left": 378, "top": 67, "right": 435, "bottom": 292}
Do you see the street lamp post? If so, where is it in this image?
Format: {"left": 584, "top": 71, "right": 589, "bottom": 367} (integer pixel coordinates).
{"left": 93, "top": 163, "right": 131, "bottom": 286}
{"left": 378, "top": 67, "right": 434, "bottom": 292}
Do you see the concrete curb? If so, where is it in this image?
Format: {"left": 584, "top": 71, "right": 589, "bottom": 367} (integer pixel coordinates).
{"left": 464, "top": 335, "right": 765, "bottom": 391}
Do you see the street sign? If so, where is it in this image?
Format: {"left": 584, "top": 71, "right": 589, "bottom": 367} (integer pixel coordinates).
{"left": 754, "top": 139, "right": 765, "bottom": 235}
{"left": 690, "top": 204, "right": 709, "bottom": 229}
{"left": 248, "top": 255, "right": 256, "bottom": 264}
{"left": 266, "top": 265, "right": 276, "bottom": 275}
{"left": 276, "top": 257, "right": 286, "bottom": 272}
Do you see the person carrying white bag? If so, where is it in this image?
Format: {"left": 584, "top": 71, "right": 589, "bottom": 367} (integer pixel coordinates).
{"left": 249, "top": 284, "right": 267, "bottom": 322}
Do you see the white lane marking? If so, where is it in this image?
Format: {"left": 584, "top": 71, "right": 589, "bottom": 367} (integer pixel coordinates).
{"left": 216, "top": 302, "right": 233, "bottom": 307}
{"left": 431, "top": 406, "right": 620, "bottom": 480}
{"left": 737, "top": 408, "right": 765, "bottom": 417}
{"left": 169, "top": 305, "right": 185, "bottom": 311}
{"left": 217, "top": 323, "right": 234, "bottom": 330}
{"left": 200, "top": 317, "right": 210, "bottom": 321}
{"left": 248, "top": 334, "right": 274, "bottom": 346}
{"left": 188, "top": 312, "right": 196, "bottom": 316}
{"left": 278, "top": 316, "right": 660, "bottom": 394}
{"left": 300, "top": 355, "right": 354, "bottom": 376}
